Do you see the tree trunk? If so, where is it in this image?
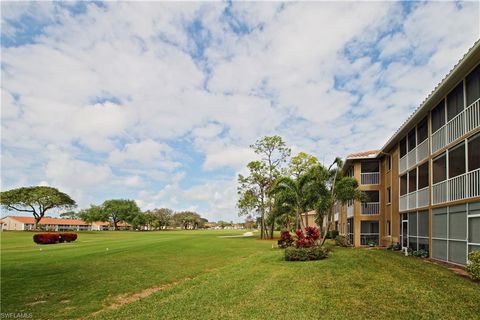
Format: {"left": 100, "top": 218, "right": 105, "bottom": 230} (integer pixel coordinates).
{"left": 113, "top": 220, "right": 118, "bottom": 230}
{"left": 34, "top": 217, "right": 41, "bottom": 230}
{"left": 296, "top": 209, "right": 307, "bottom": 235}
{"left": 320, "top": 207, "right": 333, "bottom": 246}
{"left": 269, "top": 221, "right": 274, "bottom": 239}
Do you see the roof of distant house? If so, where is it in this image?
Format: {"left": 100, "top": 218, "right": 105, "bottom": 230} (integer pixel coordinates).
{"left": 346, "top": 150, "right": 380, "bottom": 159}
{"left": 0, "top": 216, "right": 89, "bottom": 225}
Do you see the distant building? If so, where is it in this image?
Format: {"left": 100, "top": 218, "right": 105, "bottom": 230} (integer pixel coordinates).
{"left": 0, "top": 216, "right": 132, "bottom": 231}
{"left": 0, "top": 216, "right": 91, "bottom": 231}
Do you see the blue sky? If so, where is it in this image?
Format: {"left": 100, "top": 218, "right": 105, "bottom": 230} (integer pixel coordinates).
{"left": 1, "top": 1, "right": 479, "bottom": 222}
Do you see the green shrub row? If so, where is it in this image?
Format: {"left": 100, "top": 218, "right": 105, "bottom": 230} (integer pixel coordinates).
{"left": 285, "top": 246, "right": 329, "bottom": 261}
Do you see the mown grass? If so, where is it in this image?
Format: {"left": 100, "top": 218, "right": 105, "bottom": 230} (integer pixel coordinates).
{"left": 1, "top": 231, "right": 479, "bottom": 320}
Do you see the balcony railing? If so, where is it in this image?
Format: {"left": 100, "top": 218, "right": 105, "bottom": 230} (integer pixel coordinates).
{"left": 361, "top": 172, "right": 380, "bottom": 185}
{"left": 361, "top": 202, "right": 380, "bottom": 215}
{"left": 400, "top": 187, "right": 429, "bottom": 212}
{"left": 431, "top": 98, "right": 480, "bottom": 154}
{"left": 398, "top": 139, "right": 429, "bottom": 174}
{"left": 432, "top": 168, "right": 480, "bottom": 204}
{"left": 347, "top": 204, "right": 354, "bottom": 218}
{"left": 360, "top": 234, "right": 379, "bottom": 246}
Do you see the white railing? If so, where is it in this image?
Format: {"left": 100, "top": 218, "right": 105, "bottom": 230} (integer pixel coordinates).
{"left": 361, "top": 172, "right": 380, "bottom": 185}
{"left": 431, "top": 126, "right": 446, "bottom": 154}
{"left": 400, "top": 194, "right": 407, "bottom": 212}
{"left": 417, "top": 139, "right": 429, "bottom": 162}
{"left": 447, "top": 111, "right": 465, "bottom": 145}
{"left": 432, "top": 180, "right": 448, "bottom": 204}
{"left": 400, "top": 187, "right": 430, "bottom": 211}
{"left": 431, "top": 98, "right": 480, "bottom": 155}
{"left": 399, "top": 138, "right": 429, "bottom": 173}
{"left": 361, "top": 202, "right": 380, "bottom": 215}
{"left": 417, "top": 187, "right": 429, "bottom": 207}
{"left": 432, "top": 168, "right": 480, "bottom": 204}
{"left": 347, "top": 205, "right": 354, "bottom": 218}
{"left": 399, "top": 155, "right": 407, "bottom": 173}
{"left": 466, "top": 99, "right": 480, "bottom": 132}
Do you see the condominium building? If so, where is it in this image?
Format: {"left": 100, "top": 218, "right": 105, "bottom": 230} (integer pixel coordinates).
{"left": 310, "top": 41, "right": 480, "bottom": 266}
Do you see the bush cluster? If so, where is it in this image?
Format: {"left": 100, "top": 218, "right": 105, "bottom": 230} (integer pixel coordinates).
{"left": 33, "top": 233, "right": 78, "bottom": 245}
{"left": 285, "top": 246, "right": 328, "bottom": 261}
{"left": 466, "top": 251, "right": 480, "bottom": 281}
{"left": 277, "top": 230, "right": 294, "bottom": 248}
{"left": 412, "top": 249, "right": 428, "bottom": 258}
{"left": 324, "top": 230, "right": 339, "bottom": 239}
{"left": 295, "top": 226, "right": 320, "bottom": 248}
{"left": 334, "top": 235, "right": 351, "bottom": 247}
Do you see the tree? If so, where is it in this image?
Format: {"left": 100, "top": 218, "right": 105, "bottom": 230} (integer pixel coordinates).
{"left": 306, "top": 159, "right": 366, "bottom": 246}
{"left": 244, "top": 215, "right": 255, "bottom": 229}
{"left": 60, "top": 211, "right": 79, "bottom": 219}
{"left": 147, "top": 208, "right": 173, "bottom": 230}
{"left": 0, "top": 186, "right": 76, "bottom": 229}
{"left": 79, "top": 199, "right": 141, "bottom": 230}
{"left": 131, "top": 212, "right": 148, "bottom": 230}
{"left": 250, "top": 136, "right": 291, "bottom": 239}
{"left": 173, "top": 211, "right": 202, "bottom": 229}
{"left": 237, "top": 161, "right": 270, "bottom": 239}
{"left": 288, "top": 152, "right": 318, "bottom": 179}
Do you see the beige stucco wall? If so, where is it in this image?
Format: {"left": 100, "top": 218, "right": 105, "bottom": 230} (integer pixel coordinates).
{"left": 0, "top": 217, "right": 25, "bottom": 231}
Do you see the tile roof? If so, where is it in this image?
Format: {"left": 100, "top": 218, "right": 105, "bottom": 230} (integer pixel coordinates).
{"left": 2, "top": 216, "right": 89, "bottom": 225}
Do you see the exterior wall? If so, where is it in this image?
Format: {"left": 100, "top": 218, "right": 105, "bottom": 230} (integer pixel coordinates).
{"left": 0, "top": 217, "right": 25, "bottom": 231}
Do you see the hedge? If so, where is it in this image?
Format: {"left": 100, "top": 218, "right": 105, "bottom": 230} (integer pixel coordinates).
{"left": 33, "top": 233, "right": 78, "bottom": 244}
{"left": 285, "top": 245, "right": 329, "bottom": 261}
{"left": 466, "top": 251, "right": 480, "bottom": 281}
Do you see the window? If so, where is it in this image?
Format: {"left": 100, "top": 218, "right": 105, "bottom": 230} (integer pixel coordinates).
{"left": 433, "top": 154, "right": 447, "bottom": 184}
{"left": 387, "top": 220, "right": 391, "bottom": 236}
{"left": 417, "top": 117, "right": 428, "bottom": 143}
{"left": 400, "top": 174, "right": 408, "bottom": 196}
{"left": 466, "top": 64, "right": 480, "bottom": 106}
{"left": 418, "top": 162, "right": 429, "bottom": 189}
{"left": 400, "top": 138, "right": 407, "bottom": 158}
{"left": 447, "top": 82, "right": 464, "bottom": 121}
{"left": 448, "top": 142, "right": 466, "bottom": 178}
{"left": 468, "top": 134, "right": 480, "bottom": 171}
{"left": 431, "top": 101, "right": 445, "bottom": 133}
{"left": 408, "top": 129, "right": 416, "bottom": 151}
{"left": 387, "top": 187, "right": 391, "bottom": 204}
{"left": 387, "top": 155, "right": 391, "bottom": 171}
{"left": 408, "top": 168, "right": 417, "bottom": 193}
{"left": 360, "top": 221, "right": 379, "bottom": 245}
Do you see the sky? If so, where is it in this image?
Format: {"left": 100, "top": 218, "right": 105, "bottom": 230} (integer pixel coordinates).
{"left": 1, "top": 1, "right": 479, "bottom": 222}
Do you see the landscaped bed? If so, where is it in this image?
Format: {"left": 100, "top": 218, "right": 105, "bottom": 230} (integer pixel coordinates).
{"left": 1, "top": 230, "right": 479, "bottom": 320}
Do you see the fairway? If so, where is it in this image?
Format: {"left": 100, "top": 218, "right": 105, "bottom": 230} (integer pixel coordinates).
{"left": 1, "top": 231, "right": 479, "bottom": 320}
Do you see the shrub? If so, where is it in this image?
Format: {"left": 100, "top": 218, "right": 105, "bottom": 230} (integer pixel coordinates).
{"left": 285, "top": 246, "right": 329, "bottom": 261}
{"left": 335, "top": 235, "right": 351, "bottom": 247}
{"left": 33, "top": 233, "right": 60, "bottom": 244}
{"left": 33, "top": 233, "right": 78, "bottom": 244}
{"left": 412, "top": 249, "right": 429, "bottom": 258}
{"left": 466, "top": 251, "right": 480, "bottom": 281}
{"left": 325, "top": 230, "right": 339, "bottom": 239}
{"left": 61, "top": 233, "right": 78, "bottom": 242}
{"left": 278, "top": 230, "right": 294, "bottom": 248}
{"left": 295, "top": 227, "right": 320, "bottom": 248}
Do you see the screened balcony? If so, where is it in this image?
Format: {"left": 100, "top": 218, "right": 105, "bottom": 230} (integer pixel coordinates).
{"left": 431, "top": 68, "right": 480, "bottom": 154}
{"left": 360, "top": 161, "right": 380, "bottom": 185}
{"left": 399, "top": 162, "right": 429, "bottom": 211}
{"left": 361, "top": 191, "right": 380, "bottom": 215}
{"left": 432, "top": 134, "right": 480, "bottom": 204}
{"left": 398, "top": 117, "right": 429, "bottom": 174}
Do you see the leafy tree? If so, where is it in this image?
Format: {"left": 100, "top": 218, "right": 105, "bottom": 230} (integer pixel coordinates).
{"left": 173, "top": 211, "right": 202, "bottom": 229}
{"left": 147, "top": 208, "right": 174, "bottom": 230}
{"left": 60, "top": 211, "right": 79, "bottom": 219}
{"left": 78, "top": 199, "right": 141, "bottom": 230}
{"left": 244, "top": 215, "right": 256, "bottom": 229}
{"left": 288, "top": 152, "right": 318, "bottom": 179}
{"left": 237, "top": 161, "right": 270, "bottom": 239}
{"left": 131, "top": 212, "right": 148, "bottom": 230}
{"left": 250, "top": 135, "right": 291, "bottom": 239}
{"left": 0, "top": 186, "right": 76, "bottom": 229}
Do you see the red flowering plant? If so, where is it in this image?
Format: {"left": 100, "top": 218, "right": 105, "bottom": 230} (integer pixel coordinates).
{"left": 295, "top": 226, "right": 320, "bottom": 248}
{"left": 278, "top": 230, "right": 294, "bottom": 248}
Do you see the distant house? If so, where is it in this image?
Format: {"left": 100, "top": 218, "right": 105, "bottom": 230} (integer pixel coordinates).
{"left": 0, "top": 216, "right": 91, "bottom": 231}
{"left": 91, "top": 221, "right": 132, "bottom": 231}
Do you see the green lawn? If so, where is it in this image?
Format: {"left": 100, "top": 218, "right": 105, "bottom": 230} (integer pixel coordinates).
{"left": 1, "top": 231, "right": 479, "bottom": 320}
